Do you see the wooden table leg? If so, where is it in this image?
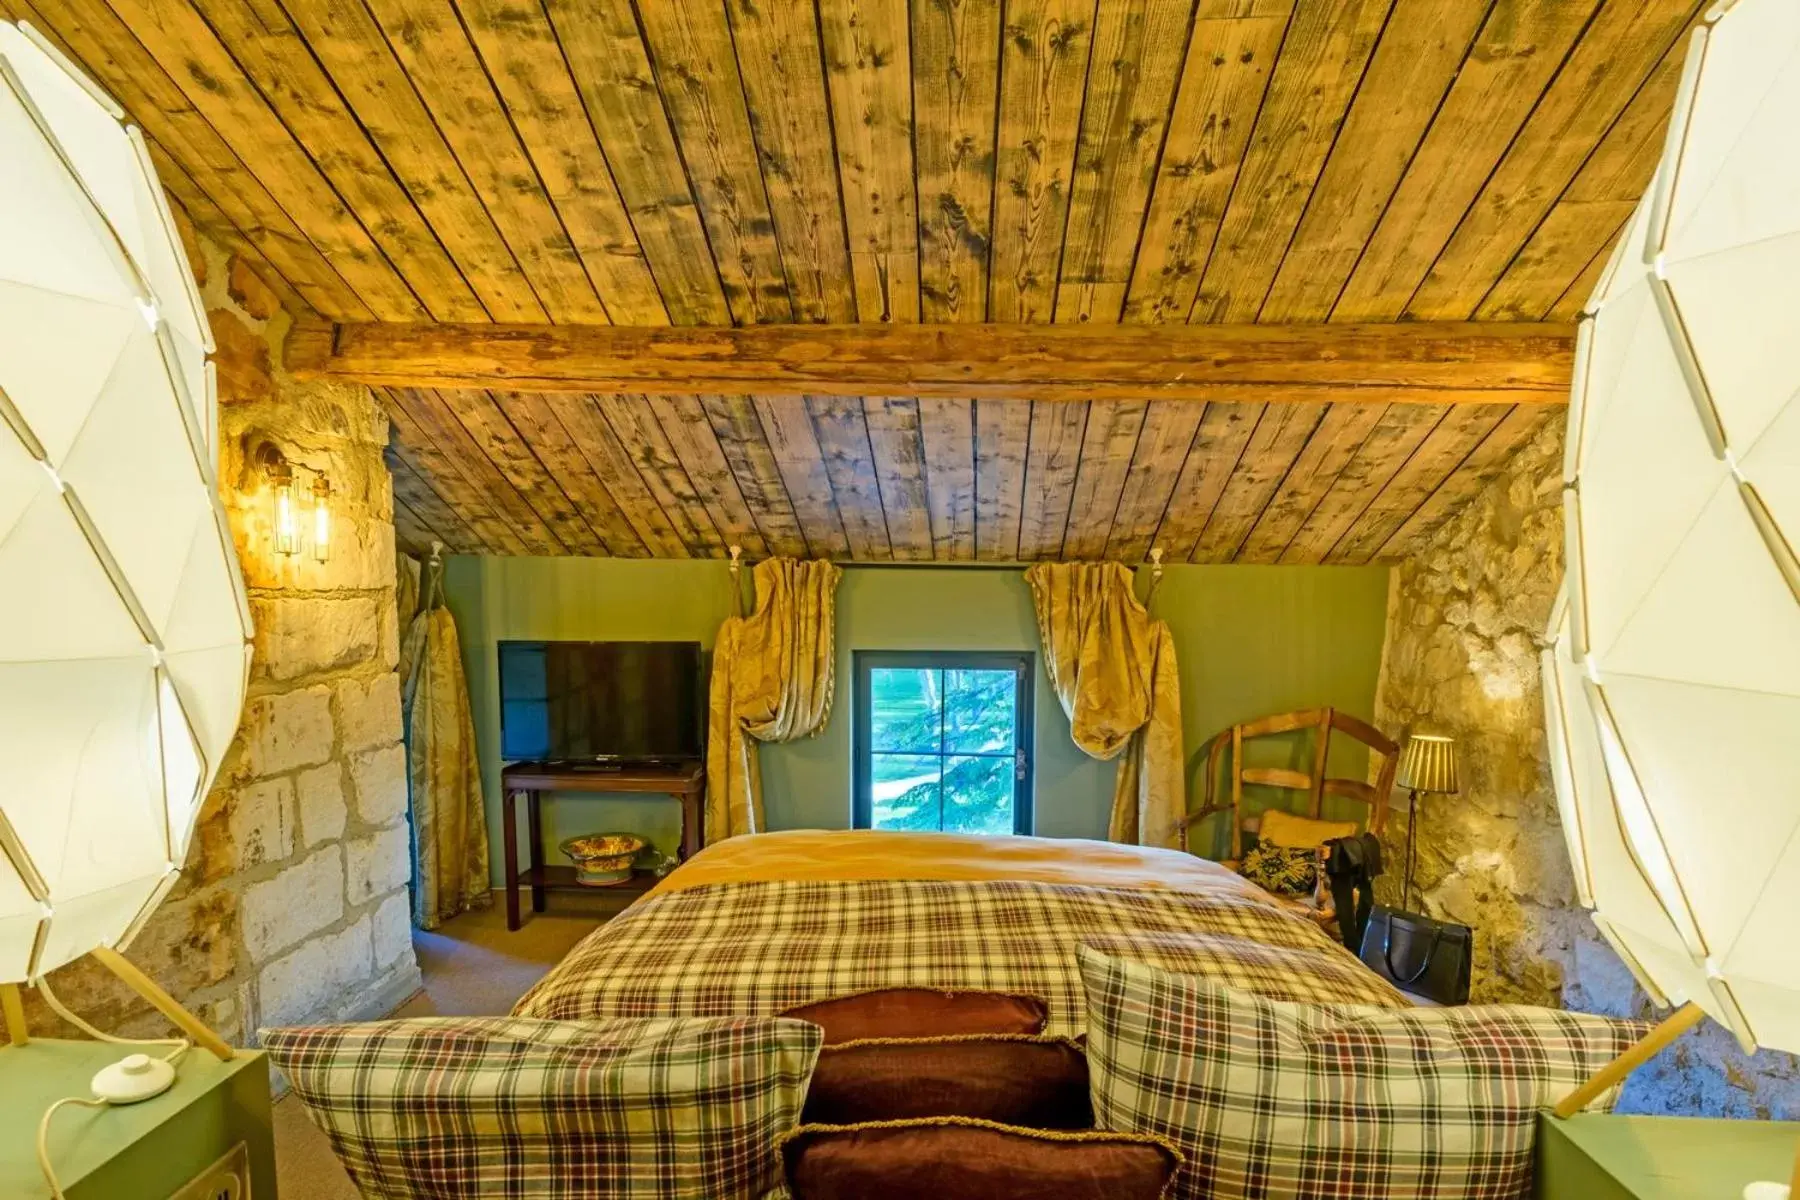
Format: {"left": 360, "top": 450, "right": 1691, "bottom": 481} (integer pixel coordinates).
{"left": 680, "top": 786, "right": 702, "bottom": 860}
{"left": 527, "top": 790, "right": 545, "bottom": 914}
{"left": 502, "top": 788, "right": 521, "bottom": 931}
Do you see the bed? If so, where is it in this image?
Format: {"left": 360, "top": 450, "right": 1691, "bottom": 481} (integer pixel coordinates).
{"left": 513, "top": 829, "right": 1405, "bottom": 1032}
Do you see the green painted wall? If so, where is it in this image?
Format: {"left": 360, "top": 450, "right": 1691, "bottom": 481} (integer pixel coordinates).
{"left": 442, "top": 558, "right": 1392, "bottom": 884}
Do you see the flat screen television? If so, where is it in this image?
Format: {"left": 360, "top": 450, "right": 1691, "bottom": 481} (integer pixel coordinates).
{"left": 498, "top": 640, "right": 704, "bottom": 765}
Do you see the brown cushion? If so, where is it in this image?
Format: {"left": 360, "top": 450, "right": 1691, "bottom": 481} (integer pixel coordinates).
{"left": 801, "top": 1034, "right": 1091, "bottom": 1128}
{"left": 781, "top": 1117, "right": 1180, "bottom": 1200}
{"left": 779, "top": 988, "right": 1049, "bottom": 1044}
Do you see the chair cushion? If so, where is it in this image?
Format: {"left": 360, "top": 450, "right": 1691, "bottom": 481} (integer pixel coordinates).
{"left": 779, "top": 988, "right": 1048, "bottom": 1044}
{"left": 801, "top": 1034, "right": 1091, "bottom": 1127}
{"left": 1079, "top": 947, "right": 1652, "bottom": 1200}
{"left": 1237, "top": 841, "right": 1318, "bottom": 896}
{"left": 262, "top": 1014, "right": 820, "bottom": 1200}
{"left": 779, "top": 1117, "right": 1180, "bottom": 1200}
{"left": 1257, "top": 808, "right": 1358, "bottom": 849}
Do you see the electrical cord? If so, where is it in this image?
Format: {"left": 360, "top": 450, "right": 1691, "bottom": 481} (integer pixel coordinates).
{"left": 35, "top": 1096, "right": 107, "bottom": 1200}
{"left": 32, "top": 977, "right": 192, "bottom": 1199}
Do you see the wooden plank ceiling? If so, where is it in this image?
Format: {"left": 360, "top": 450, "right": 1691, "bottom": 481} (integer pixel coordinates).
{"left": 11, "top": 0, "right": 1702, "bottom": 563}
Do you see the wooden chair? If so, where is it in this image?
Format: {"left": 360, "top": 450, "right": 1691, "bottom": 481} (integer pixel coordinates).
{"left": 1180, "top": 707, "right": 1399, "bottom": 930}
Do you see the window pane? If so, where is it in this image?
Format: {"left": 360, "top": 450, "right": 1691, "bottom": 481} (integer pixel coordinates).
{"left": 941, "top": 755, "right": 1014, "bottom": 834}
{"left": 943, "top": 669, "right": 1017, "bottom": 753}
{"left": 871, "top": 753, "right": 943, "bottom": 830}
{"left": 869, "top": 668, "right": 941, "bottom": 753}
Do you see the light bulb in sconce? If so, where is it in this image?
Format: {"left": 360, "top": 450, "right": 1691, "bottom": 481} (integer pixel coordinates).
{"left": 311, "top": 474, "right": 332, "bottom": 563}
{"left": 269, "top": 459, "right": 300, "bottom": 557}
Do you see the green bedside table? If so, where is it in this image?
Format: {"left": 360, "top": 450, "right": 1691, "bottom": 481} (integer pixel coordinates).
{"left": 1538, "top": 1113, "right": 1800, "bottom": 1199}
{"left": 0, "top": 1039, "right": 276, "bottom": 1199}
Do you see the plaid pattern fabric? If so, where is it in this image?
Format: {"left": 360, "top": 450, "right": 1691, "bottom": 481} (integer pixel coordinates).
{"left": 514, "top": 878, "right": 1406, "bottom": 1036}
{"left": 1079, "top": 948, "right": 1653, "bottom": 1200}
{"left": 262, "top": 1015, "right": 821, "bottom": 1200}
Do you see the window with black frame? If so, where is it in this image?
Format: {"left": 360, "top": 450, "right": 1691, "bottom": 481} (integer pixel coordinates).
{"left": 852, "top": 650, "right": 1034, "bottom": 835}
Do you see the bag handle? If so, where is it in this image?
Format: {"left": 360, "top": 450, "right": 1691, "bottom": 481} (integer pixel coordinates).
{"left": 1384, "top": 920, "right": 1442, "bottom": 985}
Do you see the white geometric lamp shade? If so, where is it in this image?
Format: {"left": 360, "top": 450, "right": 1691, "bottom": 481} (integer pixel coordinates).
{"left": 1541, "top": 592, "right": 1715, "bottom": 1022}
{"left": 1557, "top": 0, "right": 1800, "bottom": 1057}
{"left": 0, "top": 22, "right": 251, "bottom": 986}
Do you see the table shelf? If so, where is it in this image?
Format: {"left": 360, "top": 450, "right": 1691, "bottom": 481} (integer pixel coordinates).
{"left": 516, "top": 864, "right": 657, "bottom": 895}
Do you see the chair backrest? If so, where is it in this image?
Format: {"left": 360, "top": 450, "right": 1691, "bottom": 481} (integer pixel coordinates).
{"left": 1181, "top": 707, "right": 1399, "bottom": 859}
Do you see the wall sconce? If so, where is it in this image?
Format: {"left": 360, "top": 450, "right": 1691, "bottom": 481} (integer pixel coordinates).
{"left": 267, "top": 457, "right": 300, "bottom": 557}
{"left": 311, "top": 473, "right": 332, "bottom": 563}
{"left": 258, "top": 444, "right": 329, "bottom": 562}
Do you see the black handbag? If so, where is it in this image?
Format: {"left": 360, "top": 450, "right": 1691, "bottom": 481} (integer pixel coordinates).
{"left": 1358, "top": 905, "right": 1471, "bottom": 1005}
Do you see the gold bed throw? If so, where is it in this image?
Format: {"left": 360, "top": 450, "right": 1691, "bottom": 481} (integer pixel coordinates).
{"left": 706, "top": 558, "right": 842, "bottom": 842}
{"left": 1025, "top": 562, "right": 1184, "bottom": 848}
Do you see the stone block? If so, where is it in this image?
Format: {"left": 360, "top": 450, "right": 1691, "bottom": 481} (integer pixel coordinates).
{"left": 178, "top": 786, "right": 237, "bottom": 888}
{"left": 200, "top": 992, "right": 245, "bottom": 1047}
{"left": 228, "top": 778, "right": 295, "bottom": 871}
{"left": 326, "top": 517, "right": 399, "bottom": 593}
{"left": 227, "top": 255, "right": 281, "bottom": 321}
{"left": 371, "top": 891, "right": 413, "bottom": 970}
{"left": 296, "top": 763, "right": 348, "bottom": 848}
{"left": 242, "top": 686, "right": 334, "bottom": 776}
{"left": 120, "top": 887, "right": 238, "bottom": 999}
{"left": 346, "top": 822, "right": 411, "bottom": 906}
{"left": 259, "top": 915, "right": 373, "bottom": 1027}
{"left": 337, "top": 673, "right": 402, "bottom": 753}
{"left": 209, "top": 306, "right": 273, "bottom": 405}
{"left": 240, "top": 847, "right": 344, "bottom": 963}
{"left": 251, "top": 596, "right": 380, "bottom": 683}
{"left": 350, "top": 743, "right": 409, "bottom": 826}
{"left": 283, "top": 378, "right": 390, "bottom": 449}
{"left": 379, "top": 597, "right": 401, "bottom": 671}
{"left": 236, "top": 515, "right": 398, "bottom": 595}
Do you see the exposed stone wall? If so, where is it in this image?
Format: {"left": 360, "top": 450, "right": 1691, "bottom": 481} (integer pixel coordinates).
{"left": 1374, "top": 413, "right": 1800, "bottom": 1117}
{"left": 24, "top": 235, "right": 420, "bottom": 1041}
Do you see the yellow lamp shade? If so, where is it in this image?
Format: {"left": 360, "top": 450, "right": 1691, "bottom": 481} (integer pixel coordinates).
{"left": 1395, "top": 734, "right": 1459, "bottom": 795}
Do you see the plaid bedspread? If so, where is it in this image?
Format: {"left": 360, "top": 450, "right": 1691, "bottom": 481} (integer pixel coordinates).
{"left": 513, "top": 877, "right": 1405, "bottom": 1035}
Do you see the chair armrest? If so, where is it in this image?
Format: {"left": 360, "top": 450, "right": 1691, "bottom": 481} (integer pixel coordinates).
{"left": 1177, "top": 803, "right": 1231, "bottom": 854}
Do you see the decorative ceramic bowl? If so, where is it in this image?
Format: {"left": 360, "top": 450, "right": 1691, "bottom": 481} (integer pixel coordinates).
{"left": 559, "top": 833, "right": 647, "bottom": 887}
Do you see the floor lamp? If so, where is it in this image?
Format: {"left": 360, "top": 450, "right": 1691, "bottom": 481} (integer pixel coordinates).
{"left": 1543, "top": 1, "right": 1800, "bottom": 1193}
{"left": 1, "top": 15, "right": 252, "bottom": 1193}
{"left": 1393, "top": 734, "right": 1458, "bottom": 912}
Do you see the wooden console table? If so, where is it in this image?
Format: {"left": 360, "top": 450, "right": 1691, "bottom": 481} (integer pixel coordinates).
{"left": 499, "top": 761, "right": 705, "bottom": 931}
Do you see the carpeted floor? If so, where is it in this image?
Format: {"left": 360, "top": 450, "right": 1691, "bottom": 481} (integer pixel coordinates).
{"left": 273, "top": 898, "right": 609, "bottom": 1199}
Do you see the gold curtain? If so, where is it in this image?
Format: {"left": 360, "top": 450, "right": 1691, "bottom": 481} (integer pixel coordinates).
{"left": 402, "top": 554, "right": 491, "bottom": 929}
{"left": 1025, "top": 562, "right": 1185, "bottom": 848}
{"left": 705, "top": 558, "right": 843, "bottom": 843}
{"left": 395, "top": 550, "right": 421, "bottom": 649}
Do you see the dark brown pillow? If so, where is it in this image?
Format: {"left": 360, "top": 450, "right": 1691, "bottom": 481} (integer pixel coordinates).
{"left": 779, "top": 988, "right": 1049, "bottom": 1044}
{"left": 801, "top": 1034, "right": 1091, "bottom": 1128}
{"left": 781, "top": 1117, "right": 1180, "bottom": 1200}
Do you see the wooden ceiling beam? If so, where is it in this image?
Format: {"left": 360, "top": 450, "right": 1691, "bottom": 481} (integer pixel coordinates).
{"left": 287, "top": 320, "right": 1573, "bottom": 404}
